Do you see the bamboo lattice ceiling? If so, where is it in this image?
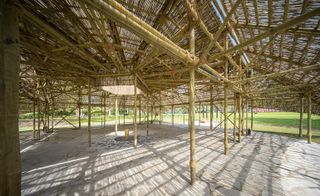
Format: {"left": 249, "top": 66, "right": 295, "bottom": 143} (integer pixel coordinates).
{"left": 18, "top": 0, "right": 320, "bottom": 113}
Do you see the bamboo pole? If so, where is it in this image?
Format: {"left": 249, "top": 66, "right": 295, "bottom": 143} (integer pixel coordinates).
{"left": 78, "top": 89, "right": 82, "bottom": 129}
{"left": 134, "top": 74, "right": 138, "bottom": 147}
{"left": 104, "top": 93, "right": 106, "bottom": 128}
{"left": 238, "top": 94, "right": 241, "bottom": 142}
{"left": 147, "top": 93, "right": 149, "bottom": 135}
{"left": 307, "top": 91, "right": 312, "bottom": 143}
{"left": 224, "top": 59, "right": 228, "bottom": 155}
{"left": 245, "top": 99, "right": 248, "bottom": 132}
{"left": 210, "top": 85, "right": 213, "bottom": 130}
{"left": 88, "top": 80, "right": 92, "bottom": 147}
{"left": 139, "top": 96, "right": 141, "bottom": 125}
{"left": 37, "top": 99, "right": 40, "bottom": 139}
{"left": 171, "top": 104, "right": 174, "bottom": 126}
{"left": 299, "top": 94, "right": 303, "bottom": 137}
{"left": 33, "top": 98, "right": 36, "bottom": 139}
{"left": 233, "top": 94, "right": 237, "bottom": 143}
{"left": 115, "top": 96, "right": 118, "bottom": 136}
{"left": 189, "top": 24, "right": 196, "bottom": 185}
{"left": 241, "top": 100, "right": 245, "bottom": 136}
{"left": 0, "top": 3, "right": 21, "bottom": 194}
{"left": 251, "top": 99, "right": 254, "bottom": 130}
{"left": 199, "top": 102, "right": 201, "bottom": 127}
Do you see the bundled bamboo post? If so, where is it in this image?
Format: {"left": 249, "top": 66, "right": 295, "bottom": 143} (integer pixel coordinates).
{"left": 241, "top": 100, "right": 245, "bottom": 136}
{"left": 0, "top": 3, "right": 21, "bottom": 194}
{"left": 224, "top": 58, "right": 228, "bottom": 155}
{"left": 307, "top": 91, "right": 312, "bottom": 143}
{"left": 171, "top": 104, "right": 174, "bottom": 126}
{"left": 103, "top": 93, "right": 106, "bottom": 128}
{"left": 189, "top": 23, "right": 196, "bottom": 185}
{"left": 210, "top": 85, "right": 213, "bottom": 130}
{"left": 251, "top": 99, "right": 254, "bottom": 130}
{"left": 133, "top": 74, "right": 138, "bottom": 146}
{"left": 233, "top": 94, "right": 237, "bottom": 143}
{"left": 139, "top": 96, "right": 142, "bottom": 125}
{"left": 115, "top": 96, "right": 118, "bottom": 136}
{"left": 37, "top": 99, "right": 41, "bottom": 139}
{"left": 88, "top": 80, "right": 92, "bottom": 147}
{"left": 147, "top": 93, "right": 149, "bottom": 135}
{"left": 199, "top": 102, "right": 201, "bottom": 127}
{"left": 245, "top": 99, "right": 248, "bottom": 132}
{"left": 78, "top": 89, "right": 82, "bottom": 129}
{"left": 238, "top": 94, "right": 241, "bottom": 142}
{"left": 33, "top": 97, "right": 36, "bottom": 139}
{"left": 219, "top": 109, "right": 222, "bottom": 128}
{"left": 299, "top": 94, "right": 304, "bottom": 137}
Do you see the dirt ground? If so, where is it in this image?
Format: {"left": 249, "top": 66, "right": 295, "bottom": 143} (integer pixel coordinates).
{"left": 20, "top": 123, "right": 320, "bottom": 195}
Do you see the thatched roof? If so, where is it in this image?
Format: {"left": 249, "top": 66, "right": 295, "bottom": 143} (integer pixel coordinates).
{"left": 18, "top": 0, "right": 320, "bottom": 113}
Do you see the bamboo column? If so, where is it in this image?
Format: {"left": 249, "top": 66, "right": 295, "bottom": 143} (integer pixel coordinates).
{"left": 238, "top": 94, "right": 241, "bottom": 142}
{"left": 33, "top": 98, "right": 36, "bottom": 139}
{"left": 189, "top": 24, "right": 196, "bottom": 185}
{"left": 134, "top": 74, "right": 138, "bottom": 146}
{"left": 37, "top": 99, "right": 41, "bottom": 139}
{"left": 78, "top": 89, "right": 82, "bottom": 129}
{"left": 299, "top": 94, "right": 303, "bottom": 137}
{"left": 103, "top": 93, "right": 106, "bottom": 128}
{"left": 251, "top": 99, "right": 253, "bottom": 130}
{"left": 233, "top": 94, "right": 237, "bottom": 143}
{"left": 210, "top": 85, "right": 213, "bottom": 130}
{"left": 171, "top": 104, "right": 174, "bottom": 126}
{"left": 245, "top": 99, "right": 248, "bottom": 132}
{"left": 147, "top": 93, "right": 149, "bottom": 135}
{"left": 307, "top": 91, "right": 312, "bottom": 143}
{"left": 139, "top": 96, "right": 142, "bottom": 125}
{"left": 88, "top": 80, "right": 92, "bottom": 147}
{"left": 115, "top": 96, "right": 118, "bottom": 136}
{"left": 198, "top": 102, "right": 201, "bottom": 127}
{"left": 241, "top": 100, "right": 245, "bottom": 135}
{"left": 224, "top": 60, "right": 228, "bottom": 155}
{"left": 0, "top": 3, "right": 21, "bottom": 194}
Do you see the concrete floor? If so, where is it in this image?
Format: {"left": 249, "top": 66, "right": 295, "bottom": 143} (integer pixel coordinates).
{"left": 20, "top": 124, "right": 320, "bottom": 195}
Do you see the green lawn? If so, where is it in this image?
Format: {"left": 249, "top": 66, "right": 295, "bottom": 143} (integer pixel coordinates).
{"left": 19, "top": 112, "right": 320, "bottom": 143}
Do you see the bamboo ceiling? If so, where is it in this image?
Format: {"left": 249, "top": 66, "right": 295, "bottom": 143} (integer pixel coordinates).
{"left": 18, "top": 0, "right": 320, "bottom": 113}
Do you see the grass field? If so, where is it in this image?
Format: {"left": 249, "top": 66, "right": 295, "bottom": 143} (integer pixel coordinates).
{"left": 19, "top": 112, "right": 320, "bottom": 143}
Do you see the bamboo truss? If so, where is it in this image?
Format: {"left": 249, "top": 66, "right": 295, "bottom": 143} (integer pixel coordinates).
{"left": 5, "top": 0, "right": 320, "bottom": 189}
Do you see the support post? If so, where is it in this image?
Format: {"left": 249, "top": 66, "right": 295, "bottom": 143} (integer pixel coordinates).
{"left": 37, "top": 99, "right": 40, "bottom": 139}
{"left": 103, "top": 93, "right": 106, "bottom": 128}
{"left": 88, "top": 80, "right": 92, "bottom": 147}
{"left": 147, "top": 93, "right": 149, "bottom": 135}
{"left": 0, "top": 3, "right": 21, "bottom": 194}
{"left": 210, "top": 85, "right": 213, "bottom": 130}
{"left": 307, "top": 91, "right": 312, "bottom": 143}
{"left": 299, "top": 94, "right": 303, "bottom": 137}
{"left": 251, "top": 99, "right": 253, "bottom": 130}
{"left": 115, "top": 96, "right": 118, "bottom": 136}
{"left": 171, "top": 104, "right": 174, "bottom": 126}
{"left": 189, "top": 24, "right": 196, "bottom": 185}
{"left": 199, "top": 102, "right": 201, "bottom": 127}
{"left": 78, "top": 89, "right": 81, "bottom": 129}
{"left": 134, "top": 74, "right": 138, "bottom": 147}
{"left": 33, "top": 98, "right": 36, "bottom": 139}
{"left": 241, "top": 100, "right": 245, "bottom": 136}
{"left": 238, "top": 94, "right": 241, "bottom": 142}
{"left": 245, "top": 99, "right": 248, "bottom": 132}
{"left": 139, "top": 96, "right": 141, "bottom": 125}
{"left": 224, "top": 50, "right": 228, "bottom": 155}
{"left": 233, "top": 94, "right": 237, "bottom": 143}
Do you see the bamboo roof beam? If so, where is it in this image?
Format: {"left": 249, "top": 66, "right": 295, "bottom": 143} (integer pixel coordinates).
{"left": 209, "top": 7, "right": 320, "bottom": 61}
{"left": 238, "top": 64, "right": 320, "bottom": 83}
{"left": 21, "top": 7, "right": 108, "bottom": 71}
